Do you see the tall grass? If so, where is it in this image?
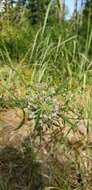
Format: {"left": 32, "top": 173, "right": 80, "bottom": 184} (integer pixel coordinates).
{"left": 0, "top": 2, "right": 92, "bottom": 88}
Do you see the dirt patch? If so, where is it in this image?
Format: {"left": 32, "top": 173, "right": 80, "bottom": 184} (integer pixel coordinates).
{"left": 0, "top": 108, "right": 31, "bottom": 148}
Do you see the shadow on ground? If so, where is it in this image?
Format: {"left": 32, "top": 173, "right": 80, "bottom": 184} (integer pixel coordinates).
{"left": 0, "top": 144, "right": 43, "bottom": 190}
